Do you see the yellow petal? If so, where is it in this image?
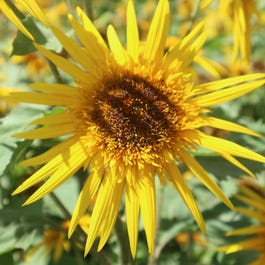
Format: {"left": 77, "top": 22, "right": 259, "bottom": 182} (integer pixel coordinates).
{"left": 194, "top": 56, "right": 228, "bottom": 78}
{"left": 136, "top": 172, "right": 156, "bottom": 254}
{"left": 76, "top": 7, "right": 108, "bottom": 57}
{"left": 126, "top": 0, "right": 139, "bottom": 61}
{"left": 217, "top": 237, "right": 264, "bottom": 253}
{"left": 17, "top": 0, "right": 49, "bottom": 26}
{"left": 236, "top": 194, "right": 265, "bottom": 213}
{"left": 69, "top": 165, "right": 104, "bottom": 237}
{"left": 9, "top": 91, "right": 78, "bottom": 106}
{"left": 68, "top": 14, "right": 108, "bottom": 71}
{"left": 144, "top": 0, "right": 169, "bottom": 63}
{"left": 0, "top": 1, "right": 33, "bottom": 40}
{"left": 165, "top": 161, "right": 205, "bottom": 231}
{"left": 219, "top": 152, "right": 254, "bottom": 177}
{"left": 29, "top": 83, "right": 81, "bottom": 98}
{"left": 200, "top": 116, "right": 261, "bottom": 137}
{"left": 50, "top": 25, "right": 98, "bottom": 73}
{"left": 30, "top": 111, "right": 71, "bottom": 125}
{"left": 196, "top": 79, "right": 265, "bottom": 107}
{"left": 84, "top": 176, "right": 123, "bottom": 255}
{"left": 13, "top": 123, "right": 74, "bottom": 139}
{"left": 179, "top": 149, "right": 234, "bottom": 209}
{"left": 126, "top": 183, "right": 140, "bottom": 258}
{"left": 22, "top": 140, "right": 90, "bottom": 205}
{"left": 20, "top": 136, "right": 78, "bottom": 166}
{"left": 98, "top": 179, "right": 125, "bottom": 251}
{"left": 226, "top": 225, "right": 265, "bottom": 236}
{"left": 195, "top": 131, "right": 265, "bottom": 163}
{"left": 164, "top": 21, "right": 204, "bottom": 66}
{"left": 34, "top": 44, "right": 89, "bottom": 84}
{"left": 194, "top": 73, "right": 265, "bottom": 95}
{"left": 236, "top": 207, "right": 265, "bottom": 222}
{"left": 107, "top": 25, "right": 127, "bottom": 65}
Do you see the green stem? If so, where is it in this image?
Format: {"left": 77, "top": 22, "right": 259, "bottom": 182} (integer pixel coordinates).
{"left": 47, "top": 60, "right": 64, "bottom": 83}
{"left": 49, "top": 192, "right": 72, "bottom": 219}
{"left": 115, "top": 215, "right": 133, "bottom": 265}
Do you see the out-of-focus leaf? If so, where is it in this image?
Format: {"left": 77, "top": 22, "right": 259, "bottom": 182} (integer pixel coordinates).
{"left": 0, "top": 252, "right": 14, "bottom": 265}
{"left": 0, "top": 105, "right": 45, "bottom": 177}
{"left": 11, "top": 16, "right": 46, "bottom": 56}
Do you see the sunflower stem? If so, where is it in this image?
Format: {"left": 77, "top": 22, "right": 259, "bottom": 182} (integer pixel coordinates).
{"left": 114, "top": 215, "right": 133, "bottom": 265}
{"left": 49, "top": 192, "right": 72, "bottom": 219}
{"left": 47, "top": 59, "right": 64, "bottom": 83}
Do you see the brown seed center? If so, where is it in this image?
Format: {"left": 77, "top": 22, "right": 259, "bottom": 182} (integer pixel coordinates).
{"left": 91, "top": 75, "right": 179, "bottom": 149}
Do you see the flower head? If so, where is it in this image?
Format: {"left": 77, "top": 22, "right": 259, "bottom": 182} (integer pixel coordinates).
{"left": 26, "top": 221, "right": 71, "bottom": 263}
{"left": 2, "top": 0, "right": 265, "bottom": 257}
{"left": 218, "top": 180, "right": 265, "bottom": 265}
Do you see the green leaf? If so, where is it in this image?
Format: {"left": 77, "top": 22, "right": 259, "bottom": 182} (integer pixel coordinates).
{"left": 0, "top": 252, "right": 14, "bottom": 265}
{"left": 11, "top": 16, "right": 46, "bottom": 56}
{"left": 0, "top": 105, "right": 45, "bottom": 177}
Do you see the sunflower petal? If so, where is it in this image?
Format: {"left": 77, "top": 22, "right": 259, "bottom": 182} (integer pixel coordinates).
{"left": 9, "top": 91, "right": 78, "bottom": 106}
{"left": 194, "top": 73, "right": 265, "bottom": 94}
{"left": 219, "top": 152, "right": 254, "bottom": 177}
{"left": 136, "top": 172, "right": 156, "bottom": 254}
{"left": 98, "top": 179, "right": 125, "bottom": 251}
{"left": 166, "top": 162, "right": 205, "bottom": 231}
{"left": 13, "top": 123, "right": 74, "bottom": 139}
{"left": 196, "top": 79, "right": 265, "bottom": 107}
{"left": 126, "top": 183, "right": 140, "bottom": 258}
{"left": 69, "top": 164, "right": 104, "bottom": 237}
{"left": 84, "top": 176, "right": 118, "bottom": 255}
{"left": 34, "top": 44, "right": 89, "bottom": 84}
{"left": 76, "top": 7, "right": 108, "bottom": 56}
{"left": 226, "top": 225, "right": 265, "bottom": 236}
{"left": 17, "top": 0, "right": 49, "bottom": 26}
{"left": 0, "top": 1, "right": 33, "bottom": 39}
{"left": 179, "top": 149, "right": 234, "bottom": 209}
{"left": 23, "top": 141, "right": 89, "bottom": 205}
{"left": 126, "top": 0, "right": 139, "bottom": 61}
{"left": 107, "top": 25, "right": 127, "bottom": 65}
{"left": 20, "top": 136, "right": 78, "bottom": 166}
{"left": 50, "top": 25, "right": 98, "bottom": 72}
{"left": 144, "top": 0, "right": 169, "bottom": 63}
{"left": 200, "top": 116, "right": 261, "bottom": 137}
{"left": 194, "top": 131, "right": 265, "bottom": 163}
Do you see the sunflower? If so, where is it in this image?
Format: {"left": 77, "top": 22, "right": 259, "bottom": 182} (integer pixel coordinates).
{"left": 2, "top": 0, "right": 265, "bottom": 257}
{"left": 218, "top": 180, "right": 265, "bottom": 265}
{"left": 219, "top": 0, "right": 259, "bottom": 63}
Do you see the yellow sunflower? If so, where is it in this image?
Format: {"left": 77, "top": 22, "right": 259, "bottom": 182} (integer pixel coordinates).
{"left": 219, "top": 0, "right": 259, "bottom": 63}
{"left": 218, "top": 180, "right": 265, "bottom": 265}
{"left": 2, "top": 0, "right": 265, "bottom": 257}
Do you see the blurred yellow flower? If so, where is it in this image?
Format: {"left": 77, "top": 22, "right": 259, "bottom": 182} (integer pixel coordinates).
{"left": 218, "top": 180, "right": 265, "bottom": 265}
{"left": 26, "top": 215, "right": 90, "bottom": 263}
{"left": 2, "top": 0, "right": 265, "bottom": 258}
{"left": 0, "top": 87, "right": 20, "bottom": 115}
{"left": 12, "top": 52, "right": 50, "bottom": 78}
{"left": 176, "top": 231, "right": 207, "bottom": 246}
{"left": 219, "top": 0, "right": 259, "bottom": 63}
{"left": 27, "top": 222, "right": 71, "bottom": 263}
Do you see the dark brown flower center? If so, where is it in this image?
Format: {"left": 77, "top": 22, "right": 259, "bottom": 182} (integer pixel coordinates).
{"left": 91, "top": 75, "right": 179, "bottom": 149}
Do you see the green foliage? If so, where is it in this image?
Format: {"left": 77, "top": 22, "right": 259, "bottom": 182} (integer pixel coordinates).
{"left": 1, "top": 0, "right": 265, "bottom": 265}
